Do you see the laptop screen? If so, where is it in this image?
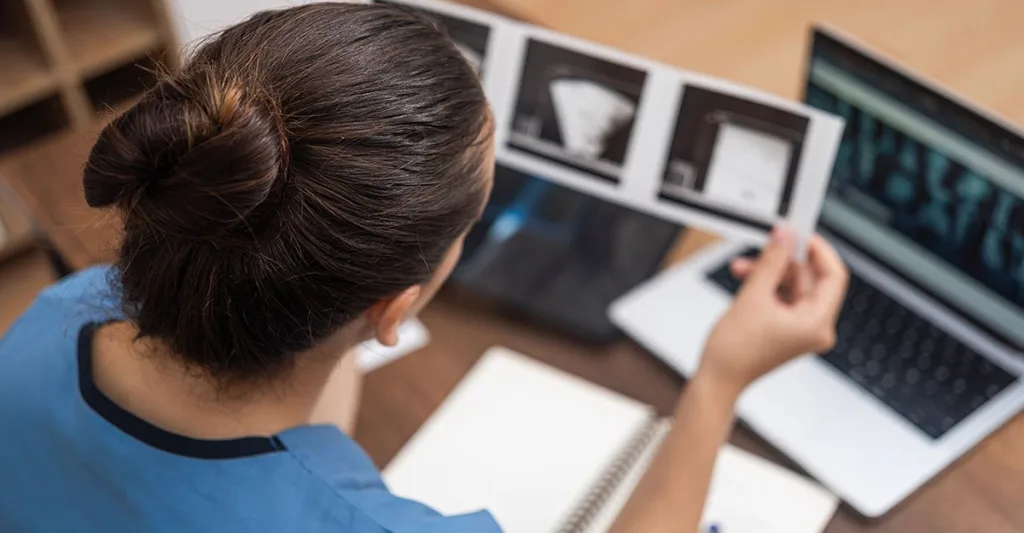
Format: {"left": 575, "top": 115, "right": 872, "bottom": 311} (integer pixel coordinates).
{"left": 804, "top": 28, "right": 1024, "bottom": 347}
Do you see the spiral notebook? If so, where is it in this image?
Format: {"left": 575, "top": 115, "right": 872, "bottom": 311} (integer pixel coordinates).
{"left": 383, "top": 347, "right": 838, "bottom": 532}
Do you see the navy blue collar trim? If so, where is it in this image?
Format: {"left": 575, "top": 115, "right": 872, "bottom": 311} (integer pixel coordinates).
{"left": 77, "top": 322, "right": 286, "bottom": 459}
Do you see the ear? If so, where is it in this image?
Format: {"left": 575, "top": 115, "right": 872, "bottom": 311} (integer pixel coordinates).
{"left": 366, "top": 286, "right": 422, "bottom": 347}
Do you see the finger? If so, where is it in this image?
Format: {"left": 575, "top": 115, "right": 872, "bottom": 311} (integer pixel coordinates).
{"left": 730, "top": 258, "right": 754, "bottom": 278}
{"left": 807, "top": 235, "right": 849, "bottom": 315}
{"left": 790, "top": 261, "right": 813, "bottom": 301}
{"left": 777, "top": 262, "right": 812, "bottom": 305}
{"left": 743, "top": 225, "right": 796, "bottom": 294}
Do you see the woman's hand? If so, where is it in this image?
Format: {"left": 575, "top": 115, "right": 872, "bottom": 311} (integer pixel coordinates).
{"left": 611, "top": 228, "right": 848, "bottom": 533}
{"left": 696, "top": 227, "right": 850, "bottom": 397}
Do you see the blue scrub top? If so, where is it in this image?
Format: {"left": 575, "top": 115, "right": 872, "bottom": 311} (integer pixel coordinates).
{"left": 0, "top": 267, "right": 501, "bottom": 532}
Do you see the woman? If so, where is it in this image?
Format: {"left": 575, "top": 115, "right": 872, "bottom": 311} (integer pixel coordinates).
{"left": 0, "top": 3, "right": 847, "bottom": 532}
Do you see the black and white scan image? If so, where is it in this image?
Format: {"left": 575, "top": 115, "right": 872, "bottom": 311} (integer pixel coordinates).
{"left": 431, "top": 11, "right": 490, "bottom": 73}
{"left": 375, "top": 0, "right": 490, "bottom": 73}
{"left": 659, "top": 84, "right": 810, "bottom": 230}
{"left": 507, "top": 39, "right": 647, "bottom": 183}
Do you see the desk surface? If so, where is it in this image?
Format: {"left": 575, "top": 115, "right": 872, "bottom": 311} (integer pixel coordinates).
{"left": 2, "top": 0, "right": 1023, "bottom": 530}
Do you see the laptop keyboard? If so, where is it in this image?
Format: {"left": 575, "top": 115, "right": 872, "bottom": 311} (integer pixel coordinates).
{"left": 707, "top": 251, "right": 1018, "bottom": 439}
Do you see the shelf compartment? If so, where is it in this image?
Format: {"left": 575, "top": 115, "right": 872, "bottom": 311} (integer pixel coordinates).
{"left": 0, "top": 177, "right": 38, "bottom": 264}
{"left": 0, "top": 95, "right": 70, "bottom": 155}
{"left": 85, "top": 51, "right": 162, "bottom": 116}
{"left": 52, "top": 0, "right": 162, "bottom": 78}
{"left": 0, "top": 1, "right": 58, "bottom": 116}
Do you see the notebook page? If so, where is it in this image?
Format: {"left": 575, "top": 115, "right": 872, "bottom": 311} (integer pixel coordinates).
{"left": 582, "top": 419, "right": 672, "bottom": 533}
{"left": 383, "top": 346, "right": 654, "bottom": 533}
{"left": 703, "top": 446, "right": 838, "bottom": 533}
{"left": 585, "top": 425, "right": 838, "bottom": 533}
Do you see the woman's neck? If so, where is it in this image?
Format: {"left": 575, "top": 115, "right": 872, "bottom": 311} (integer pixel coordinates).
{"left": 90, "top": 322, "right": 354, "bottom": 440}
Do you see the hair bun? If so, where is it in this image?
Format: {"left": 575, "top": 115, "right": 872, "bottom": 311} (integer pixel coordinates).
{"left": 84, "top": 78, "right": 287, "bottom": 240}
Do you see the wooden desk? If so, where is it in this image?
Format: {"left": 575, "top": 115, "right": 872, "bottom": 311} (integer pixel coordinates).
{"left": 1, "top": 0, "right": 1023, "bottom": 530}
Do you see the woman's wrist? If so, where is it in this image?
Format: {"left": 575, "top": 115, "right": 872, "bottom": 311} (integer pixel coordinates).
{"left": 690, "top": 362, "right": 748, "bottom": 408}
{"left": 677, "top": 366, "right": 745, "bottom": 422}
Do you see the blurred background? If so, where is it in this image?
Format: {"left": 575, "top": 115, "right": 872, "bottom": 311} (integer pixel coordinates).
{"left": 3, "top": 0, "right": 1022, "bottom": 336}
{"left": 1, "top": 3, "right": 1023, "bottom": 530}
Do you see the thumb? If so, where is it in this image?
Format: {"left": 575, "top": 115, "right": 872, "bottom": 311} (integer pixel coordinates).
{"left": 743, "top": 226, "right": 795, "bottom": 293}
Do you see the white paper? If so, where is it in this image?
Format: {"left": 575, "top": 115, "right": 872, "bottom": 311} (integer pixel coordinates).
{"left": 384, "top": 347, "right": 838, "bottom": 533}
{"left": 356, "top": 319, "right": 429, "bottom": 372}
{"left": 383, "top": 347, "right": 654, "bottom": 532}
{"left": 372, "top": 0, "right": 845, "bottom": 256}
{"left": 701, "top": 446, "right": 839, "bottom": 533}
{"left": 582, "top": 420, "right": 672, "bottom": 533}
{"left": 704, "top": 123, "right": 793, "bottom": 220}
{"left": 586, "top": 421, "right": 838, "bottom": 533}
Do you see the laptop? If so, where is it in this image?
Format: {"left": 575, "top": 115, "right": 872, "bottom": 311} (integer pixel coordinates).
{"left": 609, "top": 25, "right": 1024, "bottom": 518}
{"left": 451, "top": 162, "right": 681, "bottom": 342}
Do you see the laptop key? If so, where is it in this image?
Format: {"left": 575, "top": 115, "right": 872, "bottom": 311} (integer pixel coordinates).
{"left": 706, "top": 250, "right": 1019, "bottom": 440}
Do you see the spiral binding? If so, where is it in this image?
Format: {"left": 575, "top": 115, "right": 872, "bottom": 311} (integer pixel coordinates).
{"left": 555, "top": 415, "right": 663, "bottom": 533}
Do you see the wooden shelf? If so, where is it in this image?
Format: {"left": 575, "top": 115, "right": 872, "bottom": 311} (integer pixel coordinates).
{"left": 0, "top": 38, "right": 56, "bottom": 116}
{"left": 0, "top": 0, "right": 175, "bottom": 158}
{"left": 0, "top": 177, "right": 37, "bottom": 264}
{"left": 0, "top": 95, "right": 69, "bottom": 154}
{"left": 85, "top": 53, "right": 160, "bottom": 115}
{"left": 0, "top": 116, "right": 122, "bottom": 269}
{"left": 0, "top": 0, "right": 56, "bottom": 115}
{"left": 53, "top": 0, "right": 162, "bottom": 78}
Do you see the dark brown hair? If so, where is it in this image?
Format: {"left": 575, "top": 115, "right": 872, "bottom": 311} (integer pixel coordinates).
{"left": 83, "top": 3, "right": 492, "bottom": 383}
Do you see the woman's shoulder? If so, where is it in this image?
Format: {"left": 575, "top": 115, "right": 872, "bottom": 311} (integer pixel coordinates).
{"left": 1, "top": 266, "right": 121, "bottom": 350}
{"left": 37, "top": 266, "right": 120, "bottom": 306}
{"left": 276, "top": 425, "right": 503, "bottom": 533}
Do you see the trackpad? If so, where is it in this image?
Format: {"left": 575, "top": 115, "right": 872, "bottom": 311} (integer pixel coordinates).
{"left": 738, "top": 357, "right": 840, "bottom": 442}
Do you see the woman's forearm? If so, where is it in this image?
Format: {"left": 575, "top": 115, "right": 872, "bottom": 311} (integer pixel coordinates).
{"left": 609, "top": 370, "right": 740, "bottom": 533}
